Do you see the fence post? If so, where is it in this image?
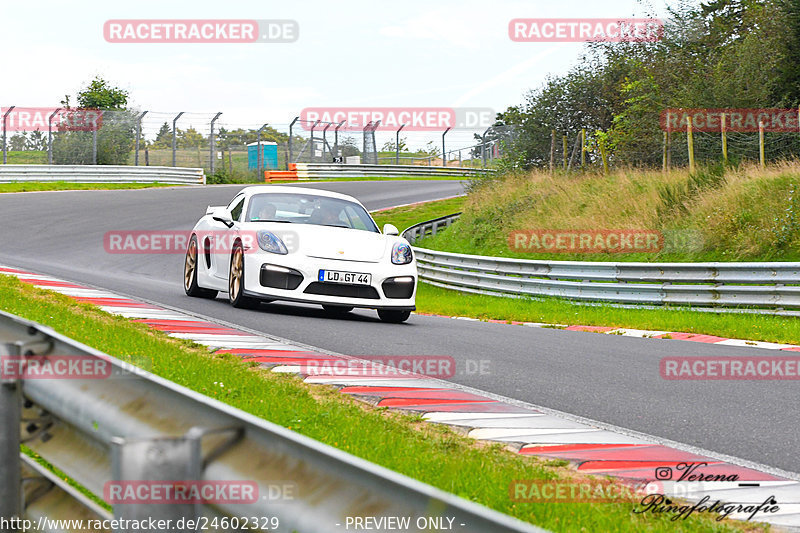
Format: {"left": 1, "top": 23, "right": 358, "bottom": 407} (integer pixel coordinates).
{"left": 666, "top": 130, "right": 671, "bottom": 169}
{"left": 580, "top": 128, "right": 586, "bottom": 169}
{"left": 662, "top": 131, "right": 667, "bottom": 172}
{"left": 562, "top": 135, "right": 568, "bottom": 169}
{"left": 322, "top": 123, "right": 331, "bottom": 162}
{"left": 481, "top": 127, "right": 490, "bottom": 168}
{"left": 171, "top": 112, "right": 184, "bottom": 167}
{"left": 288, "top": 117, "right": 299, "bottom": 169}
{"left": 687, "top": 116, "right": 695, "bottom": 174}
{"left": 209, "top": 112, "right": 222, "bottom": 175}
{"left": 2, "top": 106, "right": 15, "bottom": 165}
{"left": 759, "top": 120, "right": 765, "bottom": 168}
{"left": 257, "top": 123, "right": 268, "bottom": 176}
{"left": 395, "top": 124, "right": 405, "bottom": 164}
{"left": 334, "top": 120, "right": 345, "bottom": 161}
{"left": 442, "top": 127, "right": 451, "bottom": 167}
{"left": 549, "top": 129, "right": 555, "bottom": 173}
{"left": 92, "top": 113, "right": 99, "bottom": 165}
{"left": 721, "top": 112, "right": 728, "bottom": 166}
{"left": 311, "top": 120, "right": 320, "bottom": 163}
{"left": 134, "top": 111, "right": 147, "bottom": 166}
{"left": 47, "top": 107, "right": 61, "bottom": 165}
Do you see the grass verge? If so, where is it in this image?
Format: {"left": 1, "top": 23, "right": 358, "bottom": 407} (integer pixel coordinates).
{"left": 372, "top": 197, "right": 800, "bottom": 345}
{"left": 0, "top": 274, "right": 755, "bottom": 532}
{"left": 0, "top": 182, "right": 177, "bottom": 193}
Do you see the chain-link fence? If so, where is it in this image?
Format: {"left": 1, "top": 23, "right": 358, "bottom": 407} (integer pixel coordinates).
{"left": 0, "top": 107, "right": 510, "bottom": 181}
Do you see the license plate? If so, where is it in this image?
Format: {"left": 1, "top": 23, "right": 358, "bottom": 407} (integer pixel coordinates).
{"left": 318, "top": 269, "right": 372, "bottom": 285}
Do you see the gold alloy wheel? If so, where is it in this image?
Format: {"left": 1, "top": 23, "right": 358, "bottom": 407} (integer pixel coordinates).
{"left": 229, "top": 247, "right": 243, "bottom": 301}
{"left": 184, "top": 238, "right": 197, "bottom": 291}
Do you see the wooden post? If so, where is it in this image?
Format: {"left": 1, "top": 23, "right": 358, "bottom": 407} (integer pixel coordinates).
{"left": 580, "top": 128, "right": 586, "bottom": 169}
{"left": 599, "top": 137, "right": 609, "bottom": 175}
{"left": 687, "top": 116, "right": 695, "bottom": 174}
{"left": 562, "top": 134, "right": 568, "bottom": 169}
{"left": 759, "top": 120, "right": 765, "bottom": 168}
{"left": 721, "top": 112, "right": 728, "bottom": 166}
{"left": 549, "top": 129, "right": 555, "bottom": 173}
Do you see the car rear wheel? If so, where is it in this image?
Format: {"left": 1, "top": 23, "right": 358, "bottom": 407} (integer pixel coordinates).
{"left": 377, "top": 309, "right": 411, "bottom": 323}
{"left": 322, "top": 305, "right": 354, "bottom": 316}
{"left": 184, "top": 235, "right": 218, "bottom": 299}
{"left": 229, "top": 242, "right": 259, "bottom": 309}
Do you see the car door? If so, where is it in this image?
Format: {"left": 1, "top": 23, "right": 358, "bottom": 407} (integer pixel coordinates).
{"left": 210, "top": 194, "right": 246, "bottom": 280}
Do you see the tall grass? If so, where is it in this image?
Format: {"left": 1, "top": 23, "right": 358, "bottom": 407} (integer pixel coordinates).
{"left": 423, "top": 162, "right": 800, "bottom": 262}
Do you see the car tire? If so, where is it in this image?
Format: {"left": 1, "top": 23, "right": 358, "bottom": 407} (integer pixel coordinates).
{"left": 322, "top": 305, "right": 354, "bottom": 316}
{"left": 229, "top": 242, "right": 259, "bottom": 309}
{"left": 184, "top": 235, "right": 218, "bottom": 299}
{"left": 377, "top": 309, "right": 411, "bottom": 323}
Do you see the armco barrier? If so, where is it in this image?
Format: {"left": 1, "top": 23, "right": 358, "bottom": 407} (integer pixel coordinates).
{"left": 404, "top": 214, "right": 800, "bottom": 314}
{"left": 266, "top": 163, "right": 488, "bottom": 181}
{"left": 0, "top": 309, "right": 545, "bottom": 533}
{"left": 0, "top": 165, "right": 205, "bottom": 185}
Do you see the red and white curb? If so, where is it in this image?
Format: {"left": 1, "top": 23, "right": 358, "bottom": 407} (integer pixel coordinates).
{"left": 416, "top": 313, "right": 800, "bottom": 352}
{"left": 2, "top": 264, "right": 799, "bottom": 529}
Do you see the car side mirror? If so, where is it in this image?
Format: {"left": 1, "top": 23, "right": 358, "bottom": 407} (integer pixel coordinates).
{"left": 212, "top": 212, "right": 234, "bottom": 228}
{"left": 383, "top": 223, "right": 399, "bottom": 236}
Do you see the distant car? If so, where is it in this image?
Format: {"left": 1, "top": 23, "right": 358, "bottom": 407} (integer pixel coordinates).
{"left": 183, "top": 185, "right": 416, "bottom": 323}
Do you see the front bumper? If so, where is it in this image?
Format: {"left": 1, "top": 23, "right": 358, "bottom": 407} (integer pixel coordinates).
{"left": 242, "top": 253, "right": 417, "bottom": 310}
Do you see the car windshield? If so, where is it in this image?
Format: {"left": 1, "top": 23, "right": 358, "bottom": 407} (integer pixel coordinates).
{"left": 246, "top": 193, "right": 379, "bottom": 233}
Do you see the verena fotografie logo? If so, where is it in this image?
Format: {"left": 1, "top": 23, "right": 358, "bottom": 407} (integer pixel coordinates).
{"left": 509, "top": 230, "right": 663, "bottom": 254}
{"left": 103, "top": 480, "right": 266, "bottom": 504}
{"left": 103, "top": 19, "right": 298, "bottom": 43}
{"left": 661, "top": 108, "right": 800, "bottom": 132}
{"left": 661, "top": 356, "right": 800, "bottom": 380}
{"left": 297, "top": 356, "right": 457, "bottom": 378}
{"left": 0, "top": 107, "right": 103, "bottom": 132}
{"left": 103, "top": 230, "right": 299, "bottom": 254}
{"left": 299, "top": 108, "right": 495, "bottom": 131}
{"left": 509, "top": 18, "right": 663, "bottom": 42}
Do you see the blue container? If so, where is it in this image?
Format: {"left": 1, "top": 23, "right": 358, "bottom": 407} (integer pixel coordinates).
{"left": 247, "top": 142, "right": 278, "bottom": 170}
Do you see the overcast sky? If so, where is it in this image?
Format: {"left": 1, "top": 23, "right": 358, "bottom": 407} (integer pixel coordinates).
{"left": 3, "top": 0, "right": 674, "bottom": 147}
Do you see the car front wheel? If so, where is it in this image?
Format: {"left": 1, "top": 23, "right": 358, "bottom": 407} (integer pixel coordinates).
{"left": 229, "top": 242, "right": 258, "bottom": 309}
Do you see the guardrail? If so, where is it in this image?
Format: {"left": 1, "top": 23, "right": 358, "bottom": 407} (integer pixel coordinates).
{"left": 404, "top": 214, "right": 800, "bottom": 313}
{"left": 0, "top": 309, "right": 545, "bottom": 532}
{"left": 266, "top": 164, "right": 489, "bottom": 181}
{"left": 0, "top": 165, "right": 205, "bottom": 185}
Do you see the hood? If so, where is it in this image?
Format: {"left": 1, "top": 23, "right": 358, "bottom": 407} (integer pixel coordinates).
{"left": 246, "top": 223, "right": 390, "bottom": 263}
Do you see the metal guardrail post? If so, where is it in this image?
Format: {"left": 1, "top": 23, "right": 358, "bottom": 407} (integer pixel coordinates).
{"left": 47, "top": 108, "right": 61, "bottom": 166}
{"left": 171, "top": 112, "right": 184, "bottom": 167}
{"left": 2, "top": 106, "right": 16, "bottom": 165}
{"left": 209, "top": 112, "right": 222, "bottom": 175}
{"left": 0, "top": 342, "right": 22, "bottom": 523}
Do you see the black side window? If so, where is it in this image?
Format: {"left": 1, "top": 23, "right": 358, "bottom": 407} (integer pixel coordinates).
{"left": 230, "top": 198, "right": 245, "bottom": 221}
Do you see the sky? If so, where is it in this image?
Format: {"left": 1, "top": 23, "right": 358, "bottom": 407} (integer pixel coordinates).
{"left": 2, "top": 0, "right": 676, "bottom": 149}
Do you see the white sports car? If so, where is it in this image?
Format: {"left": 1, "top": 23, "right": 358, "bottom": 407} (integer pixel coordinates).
{"left": 183, "top": 185, "right": 417, "bottom": 323}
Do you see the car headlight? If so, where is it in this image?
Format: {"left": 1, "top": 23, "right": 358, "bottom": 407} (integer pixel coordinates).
{"left": 257, "top": 230, "right": 288, "bottom": 254}
{"left": 391, "top": 242, "right": 413, "bottom": 264}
